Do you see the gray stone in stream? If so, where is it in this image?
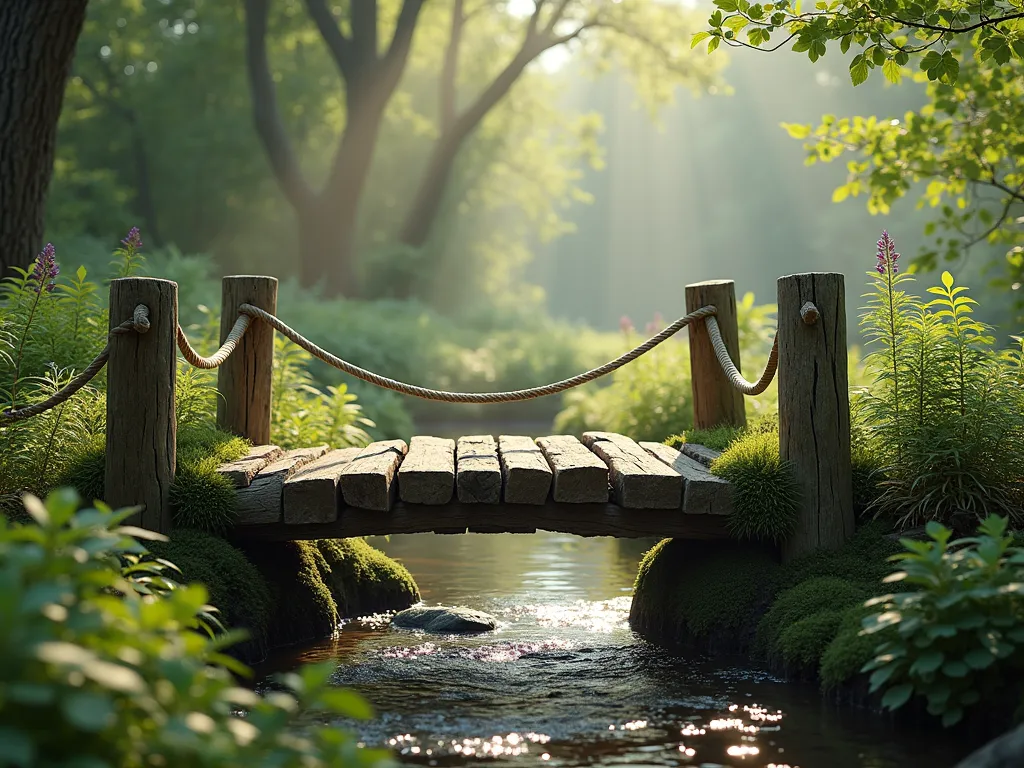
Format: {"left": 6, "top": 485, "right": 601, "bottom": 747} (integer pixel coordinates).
{"left": 956, "top": 724, "right": 1024, "bottom": 768}
{"left": 391, "top": 606, "right": 498, "bottom": 634}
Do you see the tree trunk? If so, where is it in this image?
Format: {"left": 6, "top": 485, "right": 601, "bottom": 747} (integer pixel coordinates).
{"left": 399, "top": 130, "right": 466, "bottom": 251}
{"left": 298, "top": 199, "right": 358, "bottom": 296}
{"left": 0, "top": 0, "right": 89, "bottom": 277}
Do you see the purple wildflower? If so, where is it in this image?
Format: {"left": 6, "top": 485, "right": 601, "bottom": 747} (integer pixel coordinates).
{"left": 30, "top": 243, "right": 59, "bottom": 293}
{"left": 620, "top": 315, "right": 634, "bottom": 334}
{"left": 876, "top": 230, "right": 899, "bottom": 276}
{"left": 645, "top": 312, "right": 665, "bottom": 335}
{"left": 121, "top": 226, "right": 143, "bottom": 250}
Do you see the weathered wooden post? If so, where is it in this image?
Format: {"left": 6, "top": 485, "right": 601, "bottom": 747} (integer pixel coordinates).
{"left": 777, "top": 272, "right": 854, "bottom": 561}
{"left": 217, "top": 275, "right": 277, "bottom": 444}
{"left": 105, "top": 278, "right": 178, "bottom": 534}
{"left": 685, "top": 279, "right": 746, "bottom": 430}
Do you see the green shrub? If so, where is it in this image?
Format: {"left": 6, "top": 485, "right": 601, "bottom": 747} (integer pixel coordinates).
{"left": 316, "top": 539, "right": 420, "bottom": 616}
{"left": 777, "top": 520, "right": 903, "bottom": 591}
{"left": 755, "top": 577, "right": 869, "bottom": 658}
{"left": 0, "top": 489, "right": 390, "bottom": 768}
{"left": 860, "top": 516, "right": 1024, "bottom": 726}
{"left": 710, "top": 431, "right": 799, "bottom": 543}
{"left": 630, "top": 538, "right": 780, "bottom": 650}
{"left": 665, "top": 425, "right": 741, "bottom": 452}
{"left": 820, "top": 601, "right": 894, "bottom": 690}
{"left": 858, "top": 231, "right": 1024, "bottom": 532}
{"left": 148, "top": 528, "right": 274, "bottom": 662}
{"left": 776, "top": 610, "right": 847, "bottom": 673}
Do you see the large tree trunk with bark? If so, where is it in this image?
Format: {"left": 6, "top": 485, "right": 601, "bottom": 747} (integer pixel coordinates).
{"left": 0, "top": 0, "right": 89, "bottom": 277}
{"left": 297, "top": 199, "right": 358, "bottom": 295}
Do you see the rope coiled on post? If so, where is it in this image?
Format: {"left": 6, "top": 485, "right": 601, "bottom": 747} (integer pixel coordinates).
{"left": 175, "top": 315, "right": 251, "bottom": 370}
{"left": 0, "top": 305, "right": 151, "bottom": 425}
{"left": 705, "top": 316, "right": 779, "bottom": 395}
{"left": 239, "top": 303, "right": 722, "bottom": 404}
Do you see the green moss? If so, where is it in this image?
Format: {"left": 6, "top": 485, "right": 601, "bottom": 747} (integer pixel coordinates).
{"left": 170, "top": 424, "right": 250, "bottom": 532}
{"left": 315, "top": 538, "right": 419, "bottom": 617}
{"left": 148, "top": 528, "right": 273, "bottom": 662}
{"left": 755, "top": 576, "right": 869, "bottom": 657}
{"left": 630, "top": 538, "right": 780, "bottom": 652}
{"left": 711, "top": 431, "right": 799, "bottom": 543}
{"left": 778, "top": 521, "right": 903, "bottom": 591}
{"left": 820, "top": 602, "right": 894, "bottom": 690}
{"left": 665, "top": 426, "right": 742, "bottom": 452}
{"left": 241, "top": 540, "right": 339, "bottom": 649}
{"left": 776, "top": 610, "right": 847, "bottom": 674}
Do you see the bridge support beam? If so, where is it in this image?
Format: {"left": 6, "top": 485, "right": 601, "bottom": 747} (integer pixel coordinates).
{"left": 686, "top": 279, "right": 746, "bottom": 431}
{"left": 777, "top": 272, "right": 853, "bottom": 561}
{"left": 217, "top": 275, "right": 278, "bottom": 445}
{"left": 105, "top": 277, "right": 177, "bottom": 534}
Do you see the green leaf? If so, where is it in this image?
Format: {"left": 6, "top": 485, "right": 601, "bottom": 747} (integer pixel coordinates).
{"left": 882, "top": 59, "right": 901, "bottom": 84}
{"left": 317, "top": 688, "right": 375, "bottom": 720}
{"left": 941, "top": 707, "right": 964, "bottom": 727}
{"left": 691, "top": 31, "right": 711, "bottom": 49}
{"left": 850, "top": 59, "right": 869, "bottom": 86}
{"left": 0, "top": 727, "right": 34, "bottom": 765}
{"left": 942, "top": 660, "right": 969, "bottom": 678}
{"left": 708, "top": 36, "right": 721, "bottom": 53}
{"left": 781, "top": 122, "right": 811, "bottom": 139}
{"left": 62, "top": 691, "right": 116, "bottom": 732}
{"left": 909, "top": 650, "right": 943, "bottom": 675}
{"left": 881, "top": 683, "right": 914, "bottom": 710}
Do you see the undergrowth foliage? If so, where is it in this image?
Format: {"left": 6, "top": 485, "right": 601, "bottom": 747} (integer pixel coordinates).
{"left": 858, "top": 231, "right": 1024, "bottom": 532}
{"left": 0, "top": 490, "right": 390, "bottom": 767}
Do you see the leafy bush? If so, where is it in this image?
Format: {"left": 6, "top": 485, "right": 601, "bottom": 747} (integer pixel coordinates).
{"left": 0, "top": 489, "right": 390, "bottom": 768}
{"left": 860, "top": 516, "right": 1024, "bottom": 726}
{"left": 710, "top": 430, "right": 799, "bottom": 543}
{"left": 858, "top": 231, "right": 1024, "bottom": 531}
{"left": 555, "top": 295, "right": 779, "bottom": 442}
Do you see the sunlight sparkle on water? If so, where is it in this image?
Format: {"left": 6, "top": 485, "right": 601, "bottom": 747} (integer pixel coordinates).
{"left": 518, "top": 597, "right": 631, "bottom": 633}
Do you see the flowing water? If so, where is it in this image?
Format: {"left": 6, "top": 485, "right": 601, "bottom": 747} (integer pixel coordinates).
{"left": 258, "top": 533, "right": 967, "bottom": 768}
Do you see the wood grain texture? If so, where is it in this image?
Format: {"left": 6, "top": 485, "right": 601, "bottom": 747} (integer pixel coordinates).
{"left": 679, "top": 443, "right": 721, "bottom": 469}
{"left": 230, "top": 500, "right": 731, "bottom": 542}
{"left": 235, "top": 445, "right": 328, "bottom": 525}
{"left": 217, "top": 445, "right": 284, "bottom": 488}
{"left": 398, "top": 436, "right": 455, "bottom": 505}
{"left": 283, "top": 447, "right": 361, "bottom": 524}
{"left": 217, "top": 276, "right": 277, "bottom": 445}
{"left": 498, "top": 435, "right": 552, "bottom": 505}
{"left": 581, "top": 432, "right": 682, "bottom": 509}
{"left": 535, "top": 435, "right": 609, "bottom": 503}
{"left": 339, "top": 440, "right": 408, "bottom": 511}
{"left": 640, "top": 442, "right": 733, "bottom": 516}
{"left": 777, "top": 272, "right": 854, "bottom": 560}
{"left": 686, "top": 280, "right": 746, "bottom": 430}
{"left": 456, "top": 435, "right": 502, "bottom": 504}
{"left": 105, "top": 278, "right": 177, "bottom": 534}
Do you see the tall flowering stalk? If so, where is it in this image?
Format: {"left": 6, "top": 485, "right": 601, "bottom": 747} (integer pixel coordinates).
{"left": 113, "top": 226, "right": 144, "bottom": 277}
{"left": 9, "top": 244, "right": 59, "bottom": 408}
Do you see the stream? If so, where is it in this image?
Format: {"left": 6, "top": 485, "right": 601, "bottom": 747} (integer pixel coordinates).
{"left": 258, "top": 532, "right": 968, "bottom": 768}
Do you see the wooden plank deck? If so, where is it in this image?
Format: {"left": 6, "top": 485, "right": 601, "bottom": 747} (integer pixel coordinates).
{"left": 221, "top": 433, "right": 733, "bottom": 541}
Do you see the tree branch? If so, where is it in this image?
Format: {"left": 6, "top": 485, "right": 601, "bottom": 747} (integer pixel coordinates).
{"left": 541, "top": 0, "right": 574, "bottom": 35}
{"left": 380, "top": 0, "right": 425, "bottom": 89}
{"left": 878, "top": 10, "right": 1024, "bottom": 34}
{"left": 440, "top": 0, "right": 465, "bottom": 133}
{"left": 243, "top": 0, "right": 312, "bottom": 210}
{"left": 303, "top": 0, "right": 354, "bottom": 76}
{"left": 351, "top": 0, "right": 379, "bottom": 64}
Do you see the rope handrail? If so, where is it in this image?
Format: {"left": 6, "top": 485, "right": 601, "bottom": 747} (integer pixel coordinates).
{"left": 705, "top": 316, "right": 779, "bottom": 396}
{"left": 176, "top": 315, "right": 251, "bottom": 370}
{"left": 0, "top": 305, "right": 151, "bottom": 425}
{"left": 236, "top": 302, "right": 778, "bottom": 403}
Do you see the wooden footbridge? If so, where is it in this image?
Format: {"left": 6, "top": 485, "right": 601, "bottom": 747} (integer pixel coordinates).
{"left": 3, "top": 272, "right": 854, "bottom": 561}
{"left": 216, "top": 433, "right": 733, "bottom": 541}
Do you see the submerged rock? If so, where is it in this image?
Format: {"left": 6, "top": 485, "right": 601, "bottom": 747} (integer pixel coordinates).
{"left": 391, "top": 605, "right": 498, "bottom": 634}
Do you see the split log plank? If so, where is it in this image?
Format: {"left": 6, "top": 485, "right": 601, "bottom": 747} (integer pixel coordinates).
{"left": 498, "top": 435, "right": 552, "bottom": 505}
{"left": 582, "top": 432, "right": 682, "bottom": 509}
{"left": 283, "top": 447, "right": 362, "bottom": 524}
{"left": 398, "top": 436, "right": 455, "bottom": 505}
{"left": 217, "top": 445, "right": 284, "bottom": 488}
{"left": 640, "top": 442, "right": 732, "bottom": 516}
{"left": 339, "top": 440, "right": 408, "bottom": 512}
{"left": 680, "top": 443, "right": 721, "bottom": 469}
{"left": 456, "top": 435, "right": 502, "bottom": 504}
{"left": 235, "top": 445, "right": 329, "bottom": 525}
{"left": 535, "top": 435, "right": 609, "bottom": 503}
